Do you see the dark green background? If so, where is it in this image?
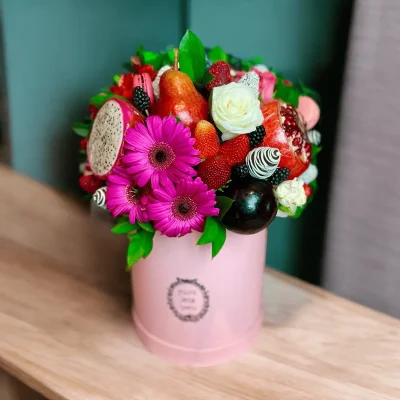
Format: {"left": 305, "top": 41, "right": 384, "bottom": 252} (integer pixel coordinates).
{"left": 1, "top": 0, "right": 353, "bottom": 279}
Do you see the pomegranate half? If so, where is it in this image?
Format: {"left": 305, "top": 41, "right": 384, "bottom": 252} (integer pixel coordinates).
{"left": 260, "top": 100, "right": 311, "bottom": 179}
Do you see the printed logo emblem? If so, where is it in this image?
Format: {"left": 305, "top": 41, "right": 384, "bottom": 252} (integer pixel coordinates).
{"left": 167, "top": 278, "right": 209, "bottom": 322}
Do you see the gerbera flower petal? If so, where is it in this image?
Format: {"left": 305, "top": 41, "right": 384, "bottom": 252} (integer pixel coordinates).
{"left": 106, "top": 167, "right": 150, "bottom": 223}
{"left": 148, "top": 177, "right": 218, "bottom": 237}
{"left": 123, "top": 115, "right": 201, "bottom": 189}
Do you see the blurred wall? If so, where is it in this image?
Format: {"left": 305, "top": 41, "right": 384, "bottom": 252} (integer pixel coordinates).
{"left": 1, "top": 0, "right": 182, "bottom": 190}
{"left": 190, "top": 0, "right": 352, "bottom": 276}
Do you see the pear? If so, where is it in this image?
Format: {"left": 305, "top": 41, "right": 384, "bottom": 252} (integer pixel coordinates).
{"left": 152, "top": 48, "right": 208, "bottom": 132}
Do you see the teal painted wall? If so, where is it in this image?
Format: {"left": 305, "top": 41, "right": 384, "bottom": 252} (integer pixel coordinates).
{"left": 1, "top": 0, "right": 181, "bottom": 190}
{"left": 190, "top": 0, "right": 350, "bottom": 275}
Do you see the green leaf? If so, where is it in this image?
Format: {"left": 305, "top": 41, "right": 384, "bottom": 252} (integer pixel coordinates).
{"left": 197, "top": 217, "right": 227, "bottom": 258}
{"left": 273, "top": 84, "right": 300, "bottom": 107}
{"left": 197, "top": 216, "right": 219, "bottom": 245}
{"left": 208, "top": 46, "right": 228, "bottom": 63}
{"left": 141, "top": 51, "right": 164, "bottom": 70}
{"left": 113, "top": 74, "right": 121, "bottom": 84}
{"left": 126, "top": 237, "right": 145, "bottom": 270}
{"left": 72, "top": 121, "right": 90, "bottom": 137}
{"left": 216, "top": 196, "right": 234, "bottom": 220}
{"left": 201, "top": 72, "right": 214, "bottom": 85}
{"left": 111, "top": 220, "right": 138, "bottom": 234}
{"left": 241, "top": 56, "right": 264, "bottom": 71}
{"left": 138, "top": 221, "right": 155, "bottom": 233}
{"left": 299, "top": 81, "right": 321, "bottom": 104}
{"left": 311, "top": 144, "right": 322, "bottom": 164}
{"left": 212, "top": 227, "right": 226, "bottom": 258}
{"left": 179, "top": 30, "right": 206, "bottom": 83}
{"left": 139, "top": 230, "right": 155, "bottom": 258}
{"left": 89, "top": 91, "right": 125, "bottom": 108}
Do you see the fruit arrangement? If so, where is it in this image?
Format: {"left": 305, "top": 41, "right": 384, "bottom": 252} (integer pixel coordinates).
{"left": 73, "top": 31, "right": 322, "bottom": 268}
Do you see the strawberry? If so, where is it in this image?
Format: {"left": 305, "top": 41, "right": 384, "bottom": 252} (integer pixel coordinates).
{"left": 79, "top": 138, "right": 88, "bottom": 151}
{"left": 206, "top": 61, "right": 232, "bottom": 91}
{"left": 219, "top": 135, "right": 251, "bottom": 167}
{"left": 193, "top": 120, "right": 220, "bottom": 159}
{"left": 79, "top": 174, "right": 104, "bottom": 194}
{"left": 303, "top": 183, "right": 312, "bottom": 198}
{"left": 197, "top": 155, "right": 231, "bottom": 190}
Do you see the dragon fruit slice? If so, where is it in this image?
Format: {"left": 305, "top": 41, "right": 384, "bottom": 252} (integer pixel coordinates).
{"left": 87, "top": 98, "right": 144, "bottom": 178}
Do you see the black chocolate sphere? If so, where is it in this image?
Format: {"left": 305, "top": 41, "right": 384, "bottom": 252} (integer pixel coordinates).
{"left": 221, "top": 178, "right": 277, "bottom": 234}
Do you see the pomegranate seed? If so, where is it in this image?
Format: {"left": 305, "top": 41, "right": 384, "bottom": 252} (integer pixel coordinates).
{"left": 295, "top": 148, "right": 302, "bottom": 155}
{"left": 304, "top": 142, "right": 312, "bottom": 153}
{"left": 292, "top": 137, "right": 301, "bottom": 146}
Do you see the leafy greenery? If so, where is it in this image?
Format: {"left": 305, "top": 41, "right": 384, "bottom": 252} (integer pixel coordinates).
{"left": 241, "top": 56, "right": 263, "bottom": 71}
{"left": 273, "top": 82, "right": 301, "bottom": 107}
{"left": 216, "top": 196, "right": 234, "bottom": 221}
{"left": 111, "top": 217, "right": 156, "bottom": 270}
{"left": 72, "top": 121, "right": 91, "bottom": 137}
{"left": 111, "top": 218, "right": 138, "bottom": 234}
{"left": 89, "top": 90, "right": 125, "bottom": 109}
{"left": 138, "top": 221, "right": 155, "bottom": 233}
{"left": 208, "top": 46, "right": 228, "bottom": 63}
{"left": 197, "top": 217, "right": 227, "bottom": 258}
{"left": 179, "top": 30, "right": 206, "bottom": 83}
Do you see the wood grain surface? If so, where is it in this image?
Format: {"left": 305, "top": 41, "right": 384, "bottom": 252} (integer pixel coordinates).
{"left": 0, "top": 165, "right": 400, "bottom": 400}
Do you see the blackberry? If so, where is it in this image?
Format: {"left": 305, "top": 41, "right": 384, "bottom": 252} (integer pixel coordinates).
{"left": 133, "top": 86, "right": 150, "bottom": 114}
{"left": 267, "top": 167, "right": 290, "bottom": 185}
{"left": 248, "top": 125, "right": 266, "bottom": 147}
{"left": 231, "top": 163, "right": 249, "bottom": 180}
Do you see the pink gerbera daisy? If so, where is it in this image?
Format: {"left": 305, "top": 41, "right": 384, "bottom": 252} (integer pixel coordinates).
{"left": 123, "top": 115, "right": 200, "bottom": 189}
{"left": 148, "top": 178, "right": 219, "bottom": 237}
{"left": 106, "top": 167, "right": 150, "bottom": 223}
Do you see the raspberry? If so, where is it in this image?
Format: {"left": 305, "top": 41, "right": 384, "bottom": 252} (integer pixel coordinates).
{"left": 248, "top": 125, "right": 266, "bottom": 147}
{"left": 303, "top": 183, "right": 313, "bottom": 198}
{"left": 79, "top": 174, "right": 104, "bottom": 194}
{"left": 205, "top": 61, "right": 232, "bottom": 91}
{"left": 193, "top": 120, "right": 220, "bottom": 159}
{"left": 219, "top": 135, "right": 251, "bottom": 167}
{"left": 197, "top": 155, "right": 231, "bottom": 190}
{"left": 231, "top": 163, "right": 249, "bottom": 180}
{"left": 266, "top": 167, "right": 290, "bottom": 185}
{"left": 133, "top": 86, "right": 150, "bottom": 114}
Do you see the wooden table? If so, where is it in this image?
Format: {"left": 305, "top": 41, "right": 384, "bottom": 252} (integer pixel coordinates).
{"left": 0, "top": 165, "right": 399, "bottom": 400}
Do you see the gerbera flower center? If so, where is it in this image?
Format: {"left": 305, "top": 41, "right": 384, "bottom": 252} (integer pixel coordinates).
{"left": 172, "top": 196, "right": 197, "bottom": 221}
{"left": 126, "top": 183, "right": 142, "bottom": 204}
{"left": 148, "top": 142, "right": 176, "bottom": 170}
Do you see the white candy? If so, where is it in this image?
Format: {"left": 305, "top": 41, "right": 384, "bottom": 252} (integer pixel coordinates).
{"left": 152, "top": 65, "right": 172, "bottom": 99}
{"left": 246, "top": 147, "right": 281, "bottom": 180}
{"left": 307, "top": 129, "right": 321, "bottom": 146}
{"left": 253, "top": 64, "right": 269, "bottom": 73}
{"left": 238, "top": 71, "right": 260, "bottom": 98}
{"left": 299, "top": 164, "right": 318, "bottom": 184}
{"left": 92, "top": 186, "right": 107, "bottom": 210}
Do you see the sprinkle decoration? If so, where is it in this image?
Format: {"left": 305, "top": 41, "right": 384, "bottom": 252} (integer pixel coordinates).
{"left": 238, "top": 71, "right": 260, "bottom": 98}
{"left": 246, "top": 147, "right": 281, "bottom": 180}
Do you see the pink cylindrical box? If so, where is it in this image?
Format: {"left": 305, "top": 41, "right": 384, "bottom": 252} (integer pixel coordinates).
{"left": 132, "top": 228, "right": 267, "bottom": 366}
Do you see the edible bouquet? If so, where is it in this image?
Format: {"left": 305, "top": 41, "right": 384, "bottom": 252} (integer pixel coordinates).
{"left": 73, "top": 31, "right": 322, "bottom": 268}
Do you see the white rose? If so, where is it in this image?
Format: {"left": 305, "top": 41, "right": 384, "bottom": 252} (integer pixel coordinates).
{"left": 273, "top": 178, "right": 307, "bottom": 214}
{"left": 211, "top": 82, "right": 264, "bottom": 141}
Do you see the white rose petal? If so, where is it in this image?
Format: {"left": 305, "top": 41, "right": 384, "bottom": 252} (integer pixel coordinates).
{"left": 211, "top": 82, "right": 263, "bottom": 141}
{"left": 273, "top": 178, "right": 307, "bottom": 214}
